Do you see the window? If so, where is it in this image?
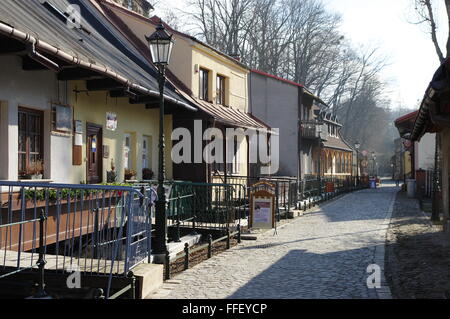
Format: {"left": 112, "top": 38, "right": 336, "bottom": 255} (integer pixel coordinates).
{"left": 142, "top": 135, "right": 151, "bottom": 169}
{"left": 211, "top": 135, "right": 240, "bottom": 175}
{"left": 232, "top": 138, "right": 240, "bottom": 174}
{"left": 18, "top": 107, "right": 44, "bottom": 178}
{"left": 216, "top": 75, "right": 226, "bottom": 105}
{"left": 124, "top": 133, "right": 132, "bottom": 170}
{"left": 199, "top": 68, "right": 209, "bottom": 101}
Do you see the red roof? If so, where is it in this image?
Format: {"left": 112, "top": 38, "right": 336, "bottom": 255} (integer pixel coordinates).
{"left": 251, "top": 69, "right": 304, "bottom": 88}
{"left": 394, "top": 110, "right": 419, "bottom": 125}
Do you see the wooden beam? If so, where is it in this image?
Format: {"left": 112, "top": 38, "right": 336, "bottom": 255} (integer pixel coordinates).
{"left": 86, "top": 78, "right": 123, "bottom": 91}
{"left": 129, "top": 95, "right": 159, "bottom": 105}
{"left": 57, "top": 68, "right": 102, "bottom": 81}
{"left": 145, "top": 102, "right": 159, "bottom": 109}
{"left": 109, "top": 88, "right": 138, "bottom": 100}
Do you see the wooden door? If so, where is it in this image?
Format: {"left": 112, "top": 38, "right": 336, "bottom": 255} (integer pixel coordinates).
{"left": 86, "top": 123, "right": 102, "bottom": 184}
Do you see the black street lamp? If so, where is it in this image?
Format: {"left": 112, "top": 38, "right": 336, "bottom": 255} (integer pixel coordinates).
{"left": 318, "top": 125, "right": 323, "bottom": 195}
{"left": 146, "top": 21, "right": 174, "bottom": 262}
{"left": 354, "top": 141, "right": 360, "bottom": 187}
{"left": 371, "top": 151, "right": 376, "bottom": 177}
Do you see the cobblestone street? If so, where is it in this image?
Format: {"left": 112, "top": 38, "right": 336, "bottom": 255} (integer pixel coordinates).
{"left": 150, "top": 181, "right": 396, "bottom": 299}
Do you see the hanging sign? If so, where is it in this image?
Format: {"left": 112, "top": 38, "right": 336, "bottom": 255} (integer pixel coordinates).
{"left": 106, "top": 112, "right": 117, "bottom": 131}
{"left": 92, "top": 136, "right": 97, "bottom": 153}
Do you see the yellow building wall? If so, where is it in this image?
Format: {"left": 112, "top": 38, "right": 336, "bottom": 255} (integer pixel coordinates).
{"left": 101, "top": 7, "right": 194, "bottom": 91}
{"left": 99, "top": 5, "right": 248, "bottom": 111}
{"left": 97, "top": 5, "right": 249, "bottom": 178}
{"left": 191, "top": 46, "right": 249, "bottom": 112}
{"left": 68, "top": 81, "right": 173, "bottom": 183}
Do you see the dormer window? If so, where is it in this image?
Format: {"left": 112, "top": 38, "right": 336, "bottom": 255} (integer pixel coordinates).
{"left": 199, "top": 68, "right": 209, "bottom": 101}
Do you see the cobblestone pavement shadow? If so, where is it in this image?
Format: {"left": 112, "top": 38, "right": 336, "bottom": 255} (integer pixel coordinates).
{"left": 385, "top": 190, "right": 450, "bottom": 299}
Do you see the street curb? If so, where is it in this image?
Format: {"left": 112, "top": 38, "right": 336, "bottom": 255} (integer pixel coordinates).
{"left": 373, "top": 191, "right": 395, "bottom": 299}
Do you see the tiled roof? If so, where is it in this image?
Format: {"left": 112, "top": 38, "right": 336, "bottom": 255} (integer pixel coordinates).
{"left": 323, "top": 134, "right": 353, "bottom": 152}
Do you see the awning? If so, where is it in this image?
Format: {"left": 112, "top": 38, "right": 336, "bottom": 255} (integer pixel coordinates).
{"left": 394, "top": 110, "right": 419, "bottom": 138}
{"left": 177, "top": 89, "right": 275, "bottom": 133}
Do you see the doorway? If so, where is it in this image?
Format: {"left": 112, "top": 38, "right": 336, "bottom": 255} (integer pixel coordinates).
{"left": 86, "top": 123, "right": 102, "bottom": 184}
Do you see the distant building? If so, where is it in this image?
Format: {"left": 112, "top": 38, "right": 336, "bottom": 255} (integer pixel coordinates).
{"left": 248, "top": 69, "right": 325, "bottom": 179}
{"left": 394, "top": 110, "right": 436, "bottom": 197}
{"left": 315, "top": 111, "right": 354, "bottom": 180}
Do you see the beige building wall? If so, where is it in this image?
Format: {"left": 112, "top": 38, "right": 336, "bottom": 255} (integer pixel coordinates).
{"left": 69, "top": 81, "right": 173, "bottom": 183}
{"left": 0, "top": 56, "right": 60, "bottom": 183}
{"left": 0, "top": 55, "right": 173, "bottom": 186}
{"left": 100, "top": 6, "right": 194, "bottom": 90}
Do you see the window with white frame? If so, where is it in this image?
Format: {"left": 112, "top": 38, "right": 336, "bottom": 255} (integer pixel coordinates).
{"left": 199, "top": 68, "right": 209, "bottom": 101}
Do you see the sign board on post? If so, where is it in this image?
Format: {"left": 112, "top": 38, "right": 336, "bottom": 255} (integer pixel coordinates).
{"left": 249, "top": 182, "right": 275, "bottom": 229}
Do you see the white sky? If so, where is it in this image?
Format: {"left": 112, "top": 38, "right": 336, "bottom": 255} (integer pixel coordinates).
{"left": 155, "top": 0, "right": 449, "bottom": 110}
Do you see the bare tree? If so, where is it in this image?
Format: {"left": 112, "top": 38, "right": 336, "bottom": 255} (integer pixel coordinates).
{"left": 412, "top": 0, "right": 445, "bottom": 62}
{"left": 157, "top": 0, "right": 391, "bottom": 160}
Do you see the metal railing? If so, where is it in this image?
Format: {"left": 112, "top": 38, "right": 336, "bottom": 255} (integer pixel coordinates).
{"left": 132, "top": 180, "right": 246, "bottom": 241}
{"left": 164, "top": 225, "right": 242, "bottom": 280}
{"left": 300, "top": 120, "right": 323, "bottom": 139}
{"left": 0, "top": 181, "right": 152, "bottom": 298}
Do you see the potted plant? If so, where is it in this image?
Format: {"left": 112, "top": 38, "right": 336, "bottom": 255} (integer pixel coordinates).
{"left": 124, "top": 168, "right": 137, "bottom": 181}
{"left": 107, "top": 158, "right": 117, "bottom": 183}
{"left": 142, "top": 168, "right": 154, "bottom": 180}
{"left": 21, "top": 160, "right": 44, "bottom": 180}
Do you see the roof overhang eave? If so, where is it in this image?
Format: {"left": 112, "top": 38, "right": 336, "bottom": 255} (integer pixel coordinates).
{"left": 0, "top": 21, "right": 197, "bottom": 112}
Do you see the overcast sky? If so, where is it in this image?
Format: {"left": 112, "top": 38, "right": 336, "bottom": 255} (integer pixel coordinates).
{"left": 154, "top": 0, "right": 448, "bottom": 110}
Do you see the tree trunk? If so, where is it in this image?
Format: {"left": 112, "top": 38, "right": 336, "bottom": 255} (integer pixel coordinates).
{"left": 446, "top": 0, "right": 450, "bottom": 58}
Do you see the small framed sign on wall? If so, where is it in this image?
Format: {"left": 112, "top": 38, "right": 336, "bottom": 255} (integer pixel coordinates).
{"left": 74, "top": 120, "right": 83, "bottom": 134}
{"left": 51, "top": 102, "right": 73, "bottom": 135}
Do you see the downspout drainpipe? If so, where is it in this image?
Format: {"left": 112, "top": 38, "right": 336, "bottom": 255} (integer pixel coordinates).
{"left": 27, "top": 42, "right": 60, "bottom": 72}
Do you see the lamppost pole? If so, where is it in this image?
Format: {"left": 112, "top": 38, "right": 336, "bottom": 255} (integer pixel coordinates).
{"left": 146, "top": 21, "right": 174, "bottom": 262}
{"left": 318, "top": 125, "right": 322, "bottom": 195}
{"left": 371, "top": 151, "right": 376, "bottom": 177}
{"left": 354, "top": 141, "right": 360, "bottom": 187}
{"left": 155, "top": 65, "right": 167, "bottom": 258}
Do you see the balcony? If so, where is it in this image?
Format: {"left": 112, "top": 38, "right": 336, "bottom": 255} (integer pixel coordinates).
{"left": 300, "top": 120, "right": 324, "bottom": 140}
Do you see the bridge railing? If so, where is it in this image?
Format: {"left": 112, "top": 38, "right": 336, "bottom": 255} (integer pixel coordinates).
{"left": 0, "top": 181, "right": 152, "bottom": 298}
